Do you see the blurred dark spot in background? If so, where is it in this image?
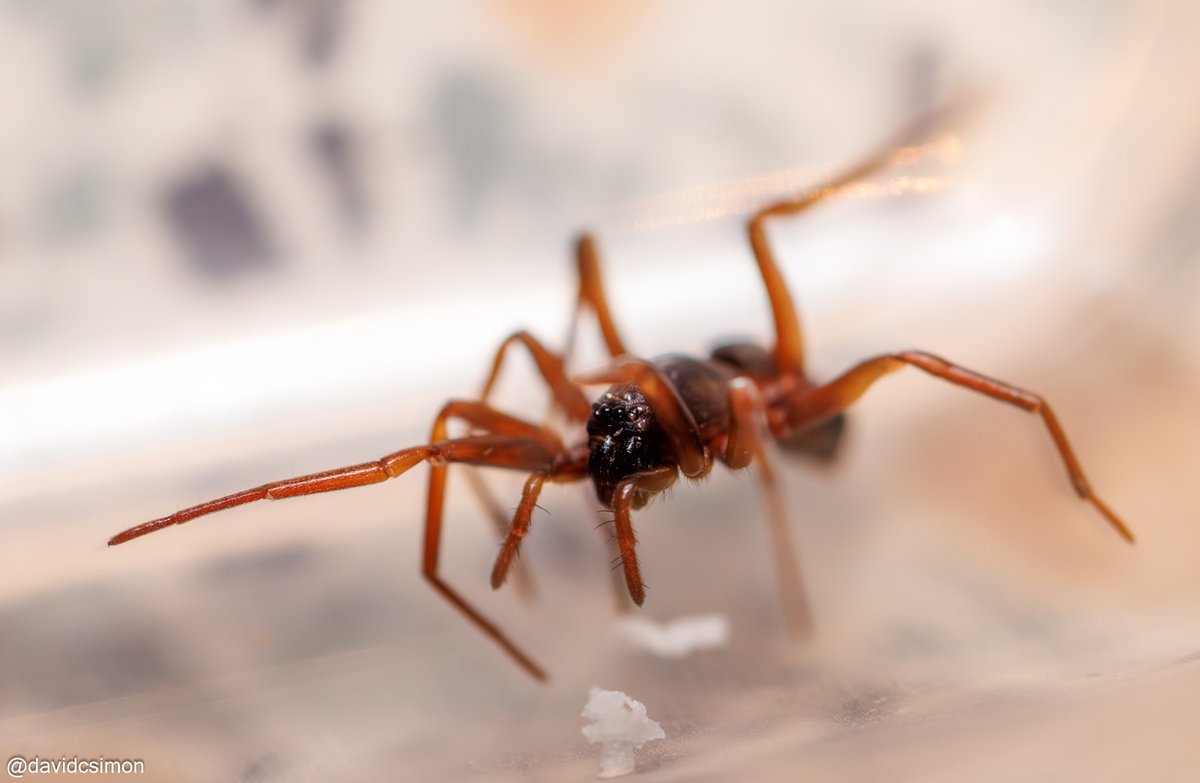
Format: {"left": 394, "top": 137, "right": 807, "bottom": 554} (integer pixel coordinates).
{"left": 0, "top": 584, "right": 186, "bottom": 710}
{"left": 252, "top": 0, "right": 347, "bottom": 68}
{"left": 302, "top": 0, "right": 345, "bottom": 67}
{"left": 309, "top": 121, "right": 368, "bottom": 237}
{"left": 431, "top": 71, "right": 516, "bottom": 224}
{"left": 905, "top": 42, "right": 945, "bottom": 120}
{"left": 162, "top": 165, "right": 276, "bottom": 280}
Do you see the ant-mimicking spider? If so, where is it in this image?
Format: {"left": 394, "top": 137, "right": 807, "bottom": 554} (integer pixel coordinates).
{"left": 109, "top": 115, "right": 1133, "bottom": 681}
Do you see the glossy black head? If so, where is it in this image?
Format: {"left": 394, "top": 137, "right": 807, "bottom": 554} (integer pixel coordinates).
{"left": 587, "top": 384, "right": 669, "bottom": 507}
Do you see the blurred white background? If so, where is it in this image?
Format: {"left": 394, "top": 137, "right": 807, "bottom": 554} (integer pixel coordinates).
{"left": 2, "top": 2, "right": 1200, "bottom": 781}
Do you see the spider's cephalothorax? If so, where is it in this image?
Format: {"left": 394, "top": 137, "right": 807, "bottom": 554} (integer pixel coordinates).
{"left": 586, "top": 384, "right": 670, "bottom": 508}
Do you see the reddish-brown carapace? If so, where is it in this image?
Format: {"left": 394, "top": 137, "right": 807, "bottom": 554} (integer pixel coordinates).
{"left": 109, "top": 117, "right": 1134, "bottom": 682}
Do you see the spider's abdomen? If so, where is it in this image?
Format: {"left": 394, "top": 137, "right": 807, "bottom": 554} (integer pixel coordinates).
{"left": 587, "top": 384, "right": 669, "bottom": 507}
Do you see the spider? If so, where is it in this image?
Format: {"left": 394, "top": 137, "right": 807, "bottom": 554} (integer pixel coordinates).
{"left": 109, "top": 117, "right": 1133, "bottom": 682}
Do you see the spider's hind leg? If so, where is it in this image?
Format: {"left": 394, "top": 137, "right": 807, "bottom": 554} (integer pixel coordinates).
{"left": 724, "top": 378, "right": 814, "bottom": 639}
{"left": 791, "top": 350, "right": 1134, "bottom": 543}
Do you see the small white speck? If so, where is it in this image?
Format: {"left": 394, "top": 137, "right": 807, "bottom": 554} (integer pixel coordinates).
{"left": 614, "top": 613, "right": 730, "bottom": 658}
{"left": 581, "top": 687, "right": 665, "bottom": 778}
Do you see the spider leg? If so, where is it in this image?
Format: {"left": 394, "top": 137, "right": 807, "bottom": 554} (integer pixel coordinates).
{"left": 747, "top": 113, "right": 954, "bottom": 377}
{"left": 462, "top": 467, "right": 537, "bottom": 600}
{"left": 479, "top": 330, "right": 591, "bottom": 422}
{"left": 436, "top": 399, "right": 561, "bottom": 602}
{"left": 478, "top": 237, "right": 627, "bottom": 421}
{"left": 563, "top": 232, "right": 630, "bottom": 363}
{"left": 599, "top": 518, "right": 635, "bottom": 614}
{"left": 418, "top": 437, "right": 572, "bottom": 682}
{"left": 469, "top": 237, "right": 630, "bottom": 584}
{"left": 112, "top": 398, "right": 577, "bottom": 681}
{"left": 423, "top": 402, "right": 590, "bottom": 681}
{"left": 567, "top": 488, "right": 635, "bottom": 614}
{"left": 109, "top": 461, "right": 399, "bottom": 546}
{"left": 791, "top": 350, "right": 1134, "bottom": 543}
{"left": 490, "top": 473, "right": 547, "bottom": 589}
{"left": 107, "top": 434, "right": 556, "bottom": 547}
{"left": 723, "top": 378, "right": 813, "bottom": 638}
{"left": 431, "top": 395, "right": 561, "bottom": 584}
{"left": 611, "top": 465, "right": 679, "bottom": 606}
{"left": 431, "top": 399, "right": 564, "bottom": 453}
{"left": 468, "top": 329, "right": 588, "bottom": 596}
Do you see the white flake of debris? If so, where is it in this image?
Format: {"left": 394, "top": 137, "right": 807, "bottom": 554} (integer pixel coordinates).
{"left": 615, "top": 613, "right": 730, "bottom": 658}
{"left": 581, "top": 687, "right": 665, "bottom": 778}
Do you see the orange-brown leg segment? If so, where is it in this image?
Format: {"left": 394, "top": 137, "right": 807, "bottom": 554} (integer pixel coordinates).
{"left": 723, "top": 378, "right": 765, "bottom": 470}
{"left": 421, "top": 436, "right": 568, "bottom": 682}
{"left": 109, "top": 461, "right": 401, "bottom": 545}
{"left": 747, "top": 118, "right": 949, "bottom": 377}
{"left": 600, "top": 521, "right": 636, "bottom": 614}
{"left": 724, "top": 378, "right": 813, "bottom": 638}
{"left": 108, "top": 433, "right": 554, "bottom": 547}
{"left": 468, "top": 333, "right": 583, "bottom": 595}
{"left": 463, "top": 468, "right": 537, "bottom": 600}
{"left": 611, "top": 465, "right": 679, "bottom": 606}
{"left": 478, "top": 331, "right": 592, "bottom": 423}
{"left": 576, "top": 358, "right": 712, "bottom": 479}
{"left": 791, "top": 351, "right": 1134, "bottom": 544}
{"left": 434, "top": 399, "right": 567, "bottom": 601}
{"left": 490, "top": 473, "right": 547, "bottom": 589}
{"left": 563, "top": 232, "right": 630, "bottom": 364}
{"left": 570, "top": 489, "right": 636, "bottom": 614}
{"left": 422, "top": 402, "right": 582, "bottom": 681}
{"left": 431, "top": 399, "right": 564, "bottom": 454}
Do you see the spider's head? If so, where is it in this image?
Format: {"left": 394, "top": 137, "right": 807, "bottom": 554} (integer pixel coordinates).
{"left": 586, "top": 384, "right": 669, "bottom": 508}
